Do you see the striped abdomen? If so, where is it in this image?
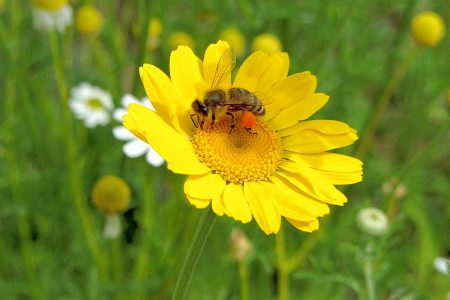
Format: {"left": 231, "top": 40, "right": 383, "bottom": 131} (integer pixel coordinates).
{"left": 227, "top": 88, "right": 265, "bottom": 115}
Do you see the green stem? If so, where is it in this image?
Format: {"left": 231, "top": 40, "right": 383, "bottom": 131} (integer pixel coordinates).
{"left": 363, "top": 243, "right": 376, "bottom": 300}
{"left": 172, "top": 206, "right": 216, "bottom": 300}
{"left": 6, "top": 80, "right": 44, "bottom": 300}
{"left": 133, "top": 169, "right": 155, "bottom": 300}
{"left": 49, "top": 30, "right": 108, "bottom": 282}
{"left": 354, "top": 47, "right": 418, "bottom": 159}
{"left": 275, "top": 225, "right": 289, "bottom": 300}
{"left": 131, "top": 0, "right": 151, "bottom": 95}
{"left": 238, "top": 260, "right": 249, "bottom": 300}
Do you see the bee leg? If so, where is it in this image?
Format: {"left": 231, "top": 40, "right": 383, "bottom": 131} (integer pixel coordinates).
{"left": 211, "top": 112, "right": 216, "bottom": 127}
{"left": 190, "top": 114, "right": 199, "bottom": 128}
{"left": 245, "top": 127, "right": 257, "bottom": 135}
{"left": 226, "top": 112, "right": 235, "bottom": 134}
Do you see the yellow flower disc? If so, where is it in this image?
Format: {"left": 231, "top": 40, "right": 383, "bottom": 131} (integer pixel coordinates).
{"left": 169, "top": 31, "right": 195, "bottom": 50}
{"left": 411, "top": 11, "right": 445, "bottom": 47}
{"left": 33, "top": 0, "right": 67, "bottom": 11}
{"left": 220, "top": 27, "right": 246, "bottom": 56}
{"left": 92, "top": 175, "right": 131, "bottom": 215}
{"left": 191, "top": 118, "right": 283, "bottom": 184}
{"left": 252, "top": 33, "right": 282, "bottom": 53}
{"left": 75, "top": 5, "right": 103, "bottom": 35}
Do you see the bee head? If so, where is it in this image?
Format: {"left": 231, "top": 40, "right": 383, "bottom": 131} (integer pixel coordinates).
{"left": 192, "top": 99, "right": 208, "bottom": 116}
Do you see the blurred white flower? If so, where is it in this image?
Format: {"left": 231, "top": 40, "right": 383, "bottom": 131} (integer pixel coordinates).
{"left": 434, "top": 257, "right": 450, "bottom": 275}
{"left": 69, "top": 82, "right": 113, "bottom": 128}
{"left": 112, "top": 94, "right": 164, "bottom": 167}
{"left": 103, "top": 214, "right": 121, "bottom": 239}
{"left": 32, "top": 0, "right": 73, "bottom": 33}
{"left": 357, "top": 207, "right": 388, "bottom": 236}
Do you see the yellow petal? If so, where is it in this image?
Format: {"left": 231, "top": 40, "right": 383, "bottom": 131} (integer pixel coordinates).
{"left": 269, "top": 175, "right": 330, "bottom": 218}
{"left": 139, "top": 64, "right": 192, "bottom": 136}
{"left": 279, "top": 161, "right": 348, "bottom": 205}
{"left": 212, "top": 189, "right": 227, "bottom": 216}
{"left": 139, "top": 64, "right": 175, "bottom": 125}
{"left": 280, "top": 120, "right": 358, "bottom": 153}
{"left": 264, "top": 72, "right": 317, "bottom": 120}
{"left": 286, "top": 218, "right": 319, "bottom": 232}
{"left": 268, "top": 93, "right": 329, "bottom": 130}
{"left": 124, "top": 104, "right": 209, "bottom": 175}
{"left": 184, "top": 173, "right": 226, "bottom": 200}
{"left": 170, "top": 46, "right": 205, "bottom": 101}
{"left": 203, "top": 41, "right": 232, "bottom": 89}
{"left": 244, "top": 182, "right": 281, "bottom": 235}
{"left": 278, "top": 120, "right": 357, "bottom": 137}
{"left": 233, "top": 51, "right": 289, "bottom": 98}
{"left": 222, "top": 183, "right": 252, "bottom": 223}
{"left": 286, "top": 152, "right": 363, "bottom": 185}
{"left": 185, "top": 195, "right": 211, "bottom": 208}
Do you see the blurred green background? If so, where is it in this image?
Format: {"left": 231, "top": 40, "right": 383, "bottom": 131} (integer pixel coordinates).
{"left": 1, "top": 0, "right": 449, "bottom": 299}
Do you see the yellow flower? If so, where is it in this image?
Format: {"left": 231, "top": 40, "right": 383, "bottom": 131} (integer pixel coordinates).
{"left": 169, "top": 31, "right": 195, "bottom": 50}
{"left": 220, "top": 27, "right": 246, "bottom": 57}
{"left": 252, "top": 33, "right": 282, "bottom": 53}
{"left": 124, "top": 41, "right": 362, "bottom": 234}
{"left": 92, "top": 175, "right": 131, "bottom": 215}
{"left": 33, "top": 0, "right": 66, "bottom": 11}
{"left": 75, "top": 5, "right": 103, "bottom": 35}
{"left": 411, "top": 11, "right": 445, "bottom": 47}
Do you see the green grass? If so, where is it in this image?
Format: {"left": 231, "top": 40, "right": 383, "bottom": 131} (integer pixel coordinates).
{"left": 1, "top": 0, "right": 449, "bottom": 299}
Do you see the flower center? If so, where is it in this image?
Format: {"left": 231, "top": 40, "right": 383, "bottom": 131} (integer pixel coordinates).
{"left": 87, "top": 98, "right": 104, "bottom": 109}
{"left": 191, "top": 118, "right": 284, "bottom": 184}
{"left": 33, "top": 0, "right": 67, "bottom": 11}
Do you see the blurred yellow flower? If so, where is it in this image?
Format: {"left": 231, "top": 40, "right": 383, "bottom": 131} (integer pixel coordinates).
{"left": 252, "top": 33, "right": 282, "bottom": 53}
{"left": 149, "top": 17, "right": 162, "bottom": 37}
{"left": 147, "top": 17, "right": 162, "bottom": 49}
{"left": 169, "top": 31, "right": 195, "bottom": 50}
{"left": 75, "top": 5, "right": 103, "bottom": 35}
{"left": 33, "top": 0, "right": 66, "bottom": 11}
{"left": 411, "top": 11, "right": 445, "bottom": 47}
{"left": 0, "top": 0, "right": 5, "bottom": 14}
{"left": 124, "top": 41, "right": 363, "bottom": 234}
{"left": 92, "top": 175, "right": 131, "bottom": 215}
{"left": 220, "top": 27, "right": 246, "bottom": 57}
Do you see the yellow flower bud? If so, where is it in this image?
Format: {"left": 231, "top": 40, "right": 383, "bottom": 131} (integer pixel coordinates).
{"left": 229, "top": 228, "right": 252, "bottom": 262}
{"left": 220, "top": 27, "right": 246, "bottom": 57}
{"left": 252, "top": 33, "right": 282, "bottom": 53}
{"left": 92, "top": 175, "right": 131, "bottom": 215}
{"left": 33, "top": 0, "right": 67, "bottom": 11}
{"left": 169, "top": 31, "right": 195, "bottom": 50}
{"left": 411, "top": 11, "right": 445, "bottom": 47}
{"left": 75, "top": 5, "right": 103, "bottom": 35}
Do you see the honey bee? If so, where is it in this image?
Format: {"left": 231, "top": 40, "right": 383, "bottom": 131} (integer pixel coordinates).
{"left": 190, "top": 49, "right": 265, "bottom": 131}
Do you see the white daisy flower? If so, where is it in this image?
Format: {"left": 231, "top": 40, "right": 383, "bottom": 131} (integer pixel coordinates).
{"left": 357, "top": 207, "right": 388, "bottom": 236}
{"left": 434, "top": 257, "right": 450, "bottom": 275}
{"left": 112, "top": 94, "right": 164, "bottom": 167}
{"left": 32, "top": 0, "right": 73, "bottom": 33}
{"left": 69, "top": 82, "right": 113, "bottom": 128}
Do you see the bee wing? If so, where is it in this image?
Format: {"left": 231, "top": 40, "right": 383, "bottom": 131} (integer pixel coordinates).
{"left": 210, "top": 48, "right": 236, "bottom": 88}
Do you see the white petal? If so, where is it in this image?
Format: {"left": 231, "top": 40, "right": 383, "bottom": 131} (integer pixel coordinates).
{"left": 112, "top": 126, "right": 135, "bottom": 140}
{"left": 113, "top": 108, "right": 128, "bottom": 122}
{"left": 122, "top": 94, "right": 139, "bottom": 107}
{"left": 146, "top": 149, "right": 165, "bottom": 167}
{"left": 434, "top": 257, "right": 450, "bottom": 275}
{"left": 123, "top": 139, "right": 149, "bottom": 158}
